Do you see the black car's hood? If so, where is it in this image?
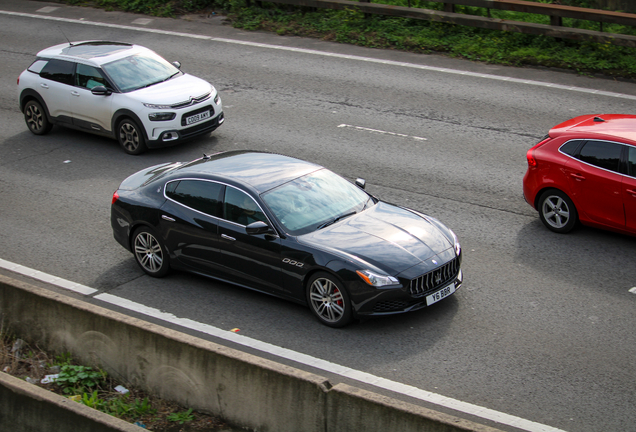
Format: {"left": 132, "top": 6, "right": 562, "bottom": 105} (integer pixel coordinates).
{"left": 299, "top": 202, "right": 453, "bottom": 275}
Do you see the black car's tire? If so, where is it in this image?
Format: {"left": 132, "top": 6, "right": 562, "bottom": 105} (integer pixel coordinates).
{"left": 117, "top": 118, "right": 147, "bottom": 155}
{"left": 132, "top": 227, "right": 170, "bottom": 277}
{"left": 307, "top": 272, "right": 353, "bottom": 328}
{"left": 24, "top": 100, "right": 52, "bottom": 135}
{"left": 538, "top": 189, "right": 578, "bottom": 233}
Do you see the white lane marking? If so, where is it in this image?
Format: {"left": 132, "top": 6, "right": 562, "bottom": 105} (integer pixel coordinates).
{"left": 629, "top": 287, "right": 636, "bottom": 294}
{"left": 132, "top": 18, "right": 153, "bottom": 25}
{"left": 94, "top": 293, "right": 565, "bottom": 432}
{"left": 0, "top": 258, "right": 565, "bottom": 431}
{"left": 0, "top": 258, "right": 97, "bottom": 295}
{"left": 338, "top": 124, "right": 427, "bottom": 141}
{"left": 2, "top": 9, "right": 636, "bottom": 102}
{"left": 36, "top": 7, "right": 59, "bottom": 13}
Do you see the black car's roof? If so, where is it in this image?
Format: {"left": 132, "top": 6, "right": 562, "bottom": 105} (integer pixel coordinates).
{"left": 172, "top": 151, "right": 323, "bottom": 193}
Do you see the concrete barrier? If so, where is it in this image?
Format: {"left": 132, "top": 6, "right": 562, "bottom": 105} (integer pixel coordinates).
{"left": 0, "top": 372, "right": 142, "bottom": 432}
{"left": 0, "top": 274, "right": 502, "bottom": 432}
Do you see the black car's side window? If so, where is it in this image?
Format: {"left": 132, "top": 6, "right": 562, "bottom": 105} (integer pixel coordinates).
{"left": 165, "top": 180, "right": 223, "bottom": 217}
{"left": 577, "top": 140, "right": 622, "bottom": 173}
{"left": 627, "top": 146, "right": 636, "bottom": 178}
{"left": 224, "top": 187, "right": 267, "bottom": 226}
{"left": 75, "top": 64, "right": 108, "bottom": 90}
{"left": 39, "top": 59, "right": 75, "bottom": 86}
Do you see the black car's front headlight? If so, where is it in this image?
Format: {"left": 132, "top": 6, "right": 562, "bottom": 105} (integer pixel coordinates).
{"left": 450, "top": 228, "right": 461, "bottom": 257}
{"left": 356, "top": 270, "right": 399, "bottom": 287}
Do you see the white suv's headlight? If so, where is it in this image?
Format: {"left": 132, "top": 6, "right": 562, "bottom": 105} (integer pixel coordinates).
{"left": 143, "top": 103, "right": 173, "bottom": 109}
{"left": 148, "top": 112, "right": 176, "bottom": 121}
{"left": 356, "top": 270, "right": 399, "bottom": 287}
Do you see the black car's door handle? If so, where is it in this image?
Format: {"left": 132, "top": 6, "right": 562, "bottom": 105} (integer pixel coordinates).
{"left": 221, "top": 234, "right": 236, "bottom": 241}
{"left": 161, "top": 215, "right": 175, "bottom": 222}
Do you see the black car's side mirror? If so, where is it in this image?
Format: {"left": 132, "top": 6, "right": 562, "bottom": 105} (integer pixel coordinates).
{"left": 246, "top": 221, "right": 273, "bottom": 235}
{"left": 91, "top": 86, "right": 112, "bottom": 96}
{"left": 355, "top": 178, "right": 366, "bottom": 189}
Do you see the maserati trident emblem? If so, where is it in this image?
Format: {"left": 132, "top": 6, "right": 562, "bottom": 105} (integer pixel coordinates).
{"left": 435, "top": 272, "right": 442, "bottom": 285}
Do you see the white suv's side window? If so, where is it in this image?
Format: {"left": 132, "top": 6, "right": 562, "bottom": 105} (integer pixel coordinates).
{"left": 75, "top": 64, "right": 108, "bottom": 90}
{"left": 39, "top": 59, "right": 74, "bottom": 86}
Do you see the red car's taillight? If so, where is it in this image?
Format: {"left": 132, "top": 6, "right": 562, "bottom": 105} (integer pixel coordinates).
{"left": 112, "top": 191, "right": 119, "bottom": 205}
{"left": 526, "top": 136, "right": 551, "bottom": 168}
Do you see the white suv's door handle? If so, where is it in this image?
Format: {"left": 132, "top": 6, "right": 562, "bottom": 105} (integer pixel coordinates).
{"left": 40, "top": 83, "right": 49, "bottom": 89}
{"left": 71, "top": 91, "right": 80, "bottom": 97}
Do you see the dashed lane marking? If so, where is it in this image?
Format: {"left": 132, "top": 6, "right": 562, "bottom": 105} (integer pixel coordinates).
{"left": 338, "top": 124, "right": 427, "bottom": 141}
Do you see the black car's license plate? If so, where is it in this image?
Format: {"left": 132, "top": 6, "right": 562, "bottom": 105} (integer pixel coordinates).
{"left": 426, "top": 282, "right": 456, "bottom": 306}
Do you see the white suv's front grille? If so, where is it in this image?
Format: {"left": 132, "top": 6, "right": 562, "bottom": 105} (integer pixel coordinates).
{"left": 170, "top": 92, "right": 212, "bottom": 109}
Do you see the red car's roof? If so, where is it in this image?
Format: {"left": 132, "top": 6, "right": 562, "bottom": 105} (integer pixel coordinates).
{"left": 550, "top": 114, "right": 636, "bottom": 144}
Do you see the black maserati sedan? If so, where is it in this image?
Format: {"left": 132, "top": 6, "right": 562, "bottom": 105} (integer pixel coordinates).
{"left": 111, "top": 151, "right": 463, "bottom": 327}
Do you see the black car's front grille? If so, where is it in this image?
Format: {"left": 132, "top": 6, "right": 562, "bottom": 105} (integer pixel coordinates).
{"left": 410, "top": 257, "right": 460, "bottom": 297}
{"left": 171, "top": 92, "right": 211, "bottom": 109}
{"left": 373, "top": 300, "right": 409, "bottom": 313}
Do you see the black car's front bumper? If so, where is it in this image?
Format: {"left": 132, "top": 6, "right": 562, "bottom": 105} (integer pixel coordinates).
{"left": 351, "top": 254, "right": 463, "bottom": 317}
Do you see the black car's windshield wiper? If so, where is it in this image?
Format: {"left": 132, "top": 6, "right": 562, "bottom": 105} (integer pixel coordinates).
{"left": 317, "top": 211, "right": 356, "bottom": 230}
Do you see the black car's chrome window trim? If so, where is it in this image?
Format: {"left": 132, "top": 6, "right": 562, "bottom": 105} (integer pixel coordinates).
{"left": 163, "top": 178, "right": 280, "bottom": 237}
{"left": 558, "top": 138, "right": 633, "bottom": 178}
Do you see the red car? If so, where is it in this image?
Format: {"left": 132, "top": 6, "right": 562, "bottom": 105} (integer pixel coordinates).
{"left": 523, "top": 114, "right": 636, "bottom": 235}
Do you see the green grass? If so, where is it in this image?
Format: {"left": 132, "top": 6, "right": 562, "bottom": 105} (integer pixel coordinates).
{"left": 63, "top": 0, "right": 636, "bottom": 78}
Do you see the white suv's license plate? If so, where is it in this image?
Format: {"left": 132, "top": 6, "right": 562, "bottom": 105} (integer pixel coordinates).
{"left": 185, "top": 110, "right": 211, "bottom": 125}
{"left": 426, "top": 282, "right": 456, "bottom": 306}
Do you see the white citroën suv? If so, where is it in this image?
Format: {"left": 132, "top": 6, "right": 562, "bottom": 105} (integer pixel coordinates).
{"left": 17, "top": 41, "right": 224, "bottom": 155}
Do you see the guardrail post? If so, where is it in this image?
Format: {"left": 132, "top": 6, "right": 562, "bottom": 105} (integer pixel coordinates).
{"left": 359, "top": 0, "right": 371, "bottom": 18}
{"left": 444, "top": 2, "right": 455, "bottom": 13}
{"left": 550, "top": 15, "right": 562, "bottom": 26}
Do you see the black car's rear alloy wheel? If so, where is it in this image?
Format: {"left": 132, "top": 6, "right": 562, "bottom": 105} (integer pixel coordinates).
{"left": 24, "top": 100, "right": 52, "bottom": 135}
{"left": 118, "top": 118, "right": 147, "bottom": 155}
{"left": 132, "top": 227, "right": 170, "bottom": 277}
{"left": 538, "top": 189, "right": 578, "bottom": 233}
{"left": 307, "top": 272, "right": 352, "bottom": 327}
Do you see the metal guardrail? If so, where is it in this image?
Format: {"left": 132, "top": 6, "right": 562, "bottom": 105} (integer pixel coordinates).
{"left": 247, "top": 0, "right": 636, "bottom": 47}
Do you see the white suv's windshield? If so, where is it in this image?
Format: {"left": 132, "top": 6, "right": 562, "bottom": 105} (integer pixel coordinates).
{"left": 262, "top": 169, "right": 372, "bottom": 236}
{"left": 102, "top": 52, "right": 179, "bottom": 92}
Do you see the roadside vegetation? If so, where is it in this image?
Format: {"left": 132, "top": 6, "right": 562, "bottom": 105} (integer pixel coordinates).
{"left": 61, "top": 0, "right": 636, "bottom": 79}
{"left": 0, "top": 322, "right": 230, "bottom": 431}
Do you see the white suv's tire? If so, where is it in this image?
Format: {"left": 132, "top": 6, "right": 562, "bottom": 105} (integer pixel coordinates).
{"left": 117, "top": 118, "right": 147, "bottom": 155}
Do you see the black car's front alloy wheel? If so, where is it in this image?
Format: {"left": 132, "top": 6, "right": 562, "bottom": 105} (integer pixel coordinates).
{"left": 132, "top": 227, "right": 170, "bottom": 277}
{"left": 307, "top": 272, "right": 352, "bottom": 327}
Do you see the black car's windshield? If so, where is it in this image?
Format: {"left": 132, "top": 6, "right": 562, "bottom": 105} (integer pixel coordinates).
{"left": 262, "top": 169, "right": 372, "bottom": 236}
{"left": 102, "top": 52, "right": 180, "bottom": 92}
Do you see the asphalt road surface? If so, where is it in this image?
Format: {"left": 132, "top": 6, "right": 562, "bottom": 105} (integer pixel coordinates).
{"left": 1, "top": 2, "right": 636, "bottom": 431}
